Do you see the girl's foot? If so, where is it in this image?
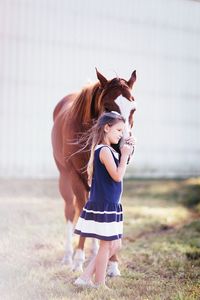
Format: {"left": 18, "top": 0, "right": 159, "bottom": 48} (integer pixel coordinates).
{"left": 94, "top": 283, "right": 111, "bottom": 290}
{"left": 74, "top": 277, "right": 94, "bottom": 287}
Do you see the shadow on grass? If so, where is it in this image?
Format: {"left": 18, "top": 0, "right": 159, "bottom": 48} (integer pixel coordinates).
{"left": 174, "top": 184, "right": 200, "bottom": 208}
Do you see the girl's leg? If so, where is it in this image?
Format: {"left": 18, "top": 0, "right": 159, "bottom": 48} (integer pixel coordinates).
{"left": 75, "top": 239, "right": 121, "bottom": 285}
{"left": 94, "top": 240, "right": 110, "bottom": 285}
{"left": 79, "top": 256, "right": 97, "bottom": 282}
{"left": 78, "top": 240, "right": 111, "bottom": 283}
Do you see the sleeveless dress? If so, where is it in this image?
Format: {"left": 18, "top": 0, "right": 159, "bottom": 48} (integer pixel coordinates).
{"left": 74, "top": 144, "right": 123, "bottom": 241}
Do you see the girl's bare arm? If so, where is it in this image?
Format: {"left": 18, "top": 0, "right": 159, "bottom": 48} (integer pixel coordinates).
{"left": 100, "top": 145, "right": 133, "bottom": 182}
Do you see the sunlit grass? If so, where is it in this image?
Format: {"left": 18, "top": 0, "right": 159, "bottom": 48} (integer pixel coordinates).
{"left": 0, "top": 179, "right": 199, "bottom": 300}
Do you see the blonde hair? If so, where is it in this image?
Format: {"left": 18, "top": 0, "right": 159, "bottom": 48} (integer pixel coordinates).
{"left": 87, "top": 112, "right": 125, "bottom": 185}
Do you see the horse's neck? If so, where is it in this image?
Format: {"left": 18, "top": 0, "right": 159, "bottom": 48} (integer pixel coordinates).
{"left": 70, "top": 83, "right": 101, "bottom": 125}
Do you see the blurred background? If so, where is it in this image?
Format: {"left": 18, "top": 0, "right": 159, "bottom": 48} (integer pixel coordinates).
{"left": 0, "top": 0, "right": 200, "bottom": 179}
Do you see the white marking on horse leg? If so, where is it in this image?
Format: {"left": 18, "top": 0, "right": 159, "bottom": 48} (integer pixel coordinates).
{"left": 107, "top": 261, "right": 121, "bottom": 277}
{"left": 73, "top": 249, "right": 85, "bottom": 272}
{"left": 90, "top": 238, "right": 99, "bottom": 257}
{"left": 61, "top": 220, "right": 74, "bottom": 266}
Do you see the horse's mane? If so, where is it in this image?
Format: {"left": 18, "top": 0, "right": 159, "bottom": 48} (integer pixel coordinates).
{"left": 69, "top": 82, "right": 102, "bottom": 125}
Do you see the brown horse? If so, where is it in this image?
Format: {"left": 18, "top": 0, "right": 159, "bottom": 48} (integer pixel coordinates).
{"left": 51, "top": 68, "right": 137, "bottom": 274}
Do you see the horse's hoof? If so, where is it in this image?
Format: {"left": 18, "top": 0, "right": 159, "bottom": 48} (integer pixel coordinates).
{"left": 72, "top": 249, "right": 85, "bottom": 272}
{"left": 107, "top": 261, "right": 121, "bottom": 277}
{"left": 61, "top": 255, "right": 73, "bottom": 267}
{"left": 72, "top": 263, "right": 83, "bottom": 273}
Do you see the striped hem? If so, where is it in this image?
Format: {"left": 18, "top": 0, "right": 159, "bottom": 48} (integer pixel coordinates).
{"left": 81, "top": 210, "right": 123, "bottom": 223}
{"left": 74, "top": 229, "right": 122, "bottom": 241}
{"left": 75, "top": 218, "right": 123, "bottom": 237}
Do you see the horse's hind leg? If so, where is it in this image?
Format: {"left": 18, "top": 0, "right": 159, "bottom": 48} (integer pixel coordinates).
{"left": 58, "top": 170, "right": 75, "bottom": 266}
{"left": 70, "top": 175, "right": 89, "bottom": 272}
{"left": 72, "top": 207, "right": 86, "bottom": 272}
{"left": 107, "top": 255, "right": 121, "bottom": 276}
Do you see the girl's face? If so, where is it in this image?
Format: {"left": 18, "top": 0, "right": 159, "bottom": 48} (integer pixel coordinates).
{"left": 104, "top": 121, "right": 125, "bottom": 145}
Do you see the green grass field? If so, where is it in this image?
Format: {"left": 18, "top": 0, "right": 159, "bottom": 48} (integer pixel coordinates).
{"left": 0, "top": 178, "right": 199, "bottom": 300}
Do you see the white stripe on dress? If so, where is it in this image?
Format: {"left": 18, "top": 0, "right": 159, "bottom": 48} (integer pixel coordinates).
{"left": 75, "top": 218, "right": 123, "bottom": 237}
{"left": 83, "top": 207, "right": 122, "bottom": 215}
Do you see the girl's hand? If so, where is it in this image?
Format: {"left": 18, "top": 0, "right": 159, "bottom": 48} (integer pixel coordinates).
{"left": 120, "top": 136, "right": 136, "bottom": 160}
{"left": 124, "top": 136, "right": 136, "bottom": 147}
{"left": 120, "top": 143, "right": 133, "bottom": 157}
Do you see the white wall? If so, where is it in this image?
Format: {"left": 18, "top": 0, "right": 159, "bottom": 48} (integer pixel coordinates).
{"left": 0, "top": 0, "right": 200, "bottom": 178}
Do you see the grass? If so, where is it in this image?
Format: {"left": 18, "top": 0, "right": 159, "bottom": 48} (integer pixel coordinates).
{"left": 0, "top": 178, "right": 199, "bottom": 300}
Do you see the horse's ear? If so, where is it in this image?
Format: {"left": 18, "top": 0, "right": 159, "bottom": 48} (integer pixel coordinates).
{"left": 95, "top": 68, "right": 108, "bottom": 88}
{"left": 127, "top": 70, "right": 137, "bottom": 88}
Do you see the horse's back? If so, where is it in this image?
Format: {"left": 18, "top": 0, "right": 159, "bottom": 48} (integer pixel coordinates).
{"left": 53, "top": 93, "right": 77, "bottom": 121}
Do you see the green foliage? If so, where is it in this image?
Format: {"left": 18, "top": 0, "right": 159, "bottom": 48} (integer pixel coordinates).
{"left": 124, "top": 178, "right": 200, "bottom": 212}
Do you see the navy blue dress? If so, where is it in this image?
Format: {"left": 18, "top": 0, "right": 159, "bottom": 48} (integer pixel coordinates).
{"left": 74, "top": 144, "right": 123, "bottom": 241}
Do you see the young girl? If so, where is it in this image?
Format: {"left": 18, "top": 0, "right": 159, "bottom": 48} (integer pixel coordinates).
{"left": 74, "top": 111, "right": 135, "bottom": 288}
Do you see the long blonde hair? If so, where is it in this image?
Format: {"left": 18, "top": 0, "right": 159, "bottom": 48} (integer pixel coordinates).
{"left": 87, "top": 112, "right": 125, "bottom": 185}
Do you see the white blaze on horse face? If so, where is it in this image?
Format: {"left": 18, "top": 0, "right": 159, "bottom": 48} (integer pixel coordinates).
{"left": 115, "top": 95, "right": 136, "bottom": 137}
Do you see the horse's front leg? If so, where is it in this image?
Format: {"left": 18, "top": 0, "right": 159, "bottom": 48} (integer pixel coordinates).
{"left": 71, "top": 177, "right": 88, "bottom": 272}
{"left": 62, "top": 214, "right": 86, "bottom": 272}
{"left": 107, "top": 254, "right": 121, "bottom": 277}
{"left": 90, "top": 238, "right": 99, "bottom": 257}
{"left": 88, "top": 239, "right": 121, "bottom": 276}
{"left": 73, "top": 236, "right": 86, "bottom": 272}
{"left": 62, "top": 220, "right": 74, "bottom": 266}
{"left": 58, "top": 171, "right": 75, "bottom": 267}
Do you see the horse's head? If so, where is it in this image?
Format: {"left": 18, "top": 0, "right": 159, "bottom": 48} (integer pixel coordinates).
{"left": 96, "top": 68, "right": 137, "bottom": 137}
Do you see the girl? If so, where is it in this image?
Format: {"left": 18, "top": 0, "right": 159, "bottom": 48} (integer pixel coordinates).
{"left": 74, "top": 111, "right": 135, "bottom": 288}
